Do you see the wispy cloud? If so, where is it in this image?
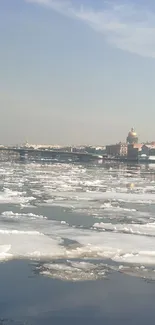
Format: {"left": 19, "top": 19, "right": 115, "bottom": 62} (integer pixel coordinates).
{"left": 25, "top": 0, "right": 155, "bottom": 58}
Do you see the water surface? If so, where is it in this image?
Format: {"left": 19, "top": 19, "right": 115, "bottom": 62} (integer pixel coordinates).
{"left": 0, "top": 161, "right": 155, "bottom": 281}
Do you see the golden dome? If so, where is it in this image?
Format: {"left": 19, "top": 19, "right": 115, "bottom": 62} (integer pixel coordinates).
{"left": 128, "top": 128, "right": 137, "bottom": 137}
{"left": 128, "top": 131, "right": 137, "bottom": 137}
{"left": 127, "top": 128, "right": 138, "bottom": 144}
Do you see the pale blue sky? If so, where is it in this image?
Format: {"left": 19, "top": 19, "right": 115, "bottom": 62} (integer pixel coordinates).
{"left": 1, "top": 0, "right": 155, "bottom": 145}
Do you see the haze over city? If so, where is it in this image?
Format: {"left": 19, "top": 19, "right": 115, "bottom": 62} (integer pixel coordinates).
{"left": 1, "top": 0, "right": 155, "bottom": 145}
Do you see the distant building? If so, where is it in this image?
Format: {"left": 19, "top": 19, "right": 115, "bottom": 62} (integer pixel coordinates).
{"left": 126, "top": 128, "right": 138, "bottom": 144}
{"left": 106, "top": 143, "right": 128, "bottom": 157}
{"left": 127, "top": 143, "right": 143, "bottom": 160}
{"left": 141, "top": 144, "right": 155, "bottom": 156}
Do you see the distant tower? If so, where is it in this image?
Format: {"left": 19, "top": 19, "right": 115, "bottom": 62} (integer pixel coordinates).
{"left": 126, "top": 128, "right": 138, "bottom": 144}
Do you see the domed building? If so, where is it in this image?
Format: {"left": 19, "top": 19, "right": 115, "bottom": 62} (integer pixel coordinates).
{"left": 126, "top": 128, "right": 138, "bottom": 144}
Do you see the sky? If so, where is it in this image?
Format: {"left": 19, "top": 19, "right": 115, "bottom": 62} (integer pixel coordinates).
{"left": 1, "top": 0, "right": 155, "bottom": 145}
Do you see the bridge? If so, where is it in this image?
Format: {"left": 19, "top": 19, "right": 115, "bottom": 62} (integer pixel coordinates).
{"left": 0, "top": 147, "right": 103, "bottom": 161}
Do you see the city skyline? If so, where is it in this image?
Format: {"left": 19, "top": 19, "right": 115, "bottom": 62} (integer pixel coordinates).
{"left": 1, "top": 0, "right": 155, "bottom": 145}
{"left": 3, "top": 126, "right": 155, "bottom": 147}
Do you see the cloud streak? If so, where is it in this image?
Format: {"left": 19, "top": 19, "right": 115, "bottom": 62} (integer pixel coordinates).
{"left": 25, "top": 0, "right": 155, "bottom": 58}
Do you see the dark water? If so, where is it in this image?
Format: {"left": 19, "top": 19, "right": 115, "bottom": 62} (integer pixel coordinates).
{"left": 0, "top": 260, "right": 155, "bottom": 325}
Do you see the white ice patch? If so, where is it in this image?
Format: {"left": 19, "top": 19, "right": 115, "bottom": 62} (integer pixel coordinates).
{"left": 93, "top": 222, "right": 155, "bottom": 236}
{"left": 0, "top": 188, "right": 35, "bottom": 205}
{"left": 1, "top": 215, "right": 155, "bottom": 267}
{"left": 42, "top": 190, "right": 155, "bottom": 208}
{"left": 0, "top": 245, "right": 12, "bottom": 261}
{"left": 118, "top": 265, "right": 155, "bottom": 281}
{"left": 39, "top": 261, "right": 155, "bottom": 282}
{"left": 2, "top": 211, "right": 47, "bottom": 220}
{"left": 0, "top": 230, "right": 65, "bottom": 260}
{"left": 0, "top": 229, "right": 43, "bottom": 235}
{"left": 39, "top": 260, "right": 109, "bottom": 281}
{"left": 0, "top": 162, "right": 155, "bottom": 282}
{"left": 53, "top": 225, "right": 155, "bottom": 265}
